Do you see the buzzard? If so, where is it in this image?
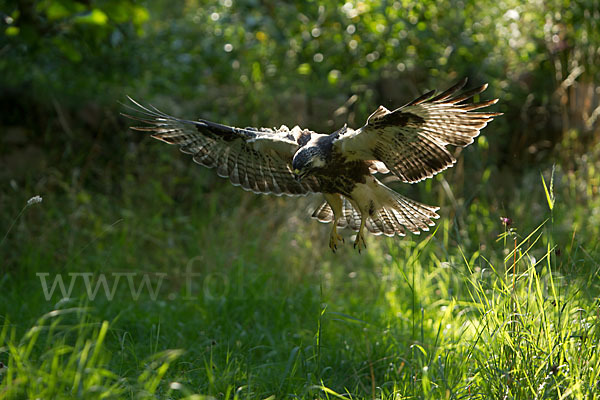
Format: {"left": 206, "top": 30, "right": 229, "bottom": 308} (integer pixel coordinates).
{"left": 124, "top": 78, "right": 500, "bottom": 252}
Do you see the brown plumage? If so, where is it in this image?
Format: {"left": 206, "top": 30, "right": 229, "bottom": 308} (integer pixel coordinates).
{"left": 123, "top": 78, "right": 501, "bottom": 252}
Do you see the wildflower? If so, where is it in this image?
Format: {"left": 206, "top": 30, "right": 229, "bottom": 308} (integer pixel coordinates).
{"left": 27, "top": 195, "right": 43, "bottom": 206}
{"left": 1, "top": 195, "right": 44, "bottom": 246}
{"left": 500, "top": 216, "right": 512, "bottom": 227}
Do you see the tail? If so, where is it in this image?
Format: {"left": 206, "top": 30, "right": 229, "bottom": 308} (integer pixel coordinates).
{"left": 312, "top": 196, "right": 363, "bottom": 231}
{"left": 312, "top": 190, "right": 439, "bottom": 237}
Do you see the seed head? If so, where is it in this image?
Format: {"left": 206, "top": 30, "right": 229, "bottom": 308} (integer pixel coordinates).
{"left": 26, "top": 195, "right": 43, "bottom": 206}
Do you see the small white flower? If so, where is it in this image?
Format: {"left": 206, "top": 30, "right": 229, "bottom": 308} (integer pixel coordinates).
{"left": 27, "top": 195, "right": 42, "bottom": 206}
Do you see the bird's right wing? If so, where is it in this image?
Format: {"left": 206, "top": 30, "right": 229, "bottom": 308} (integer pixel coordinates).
{"left": 123, "top": 98, "right": 321, "bottom": 196}
{"left": 333, "top": 78, "right": 501, "bottom": 183}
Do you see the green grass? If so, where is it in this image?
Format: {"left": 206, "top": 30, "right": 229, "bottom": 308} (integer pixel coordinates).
{"left": 1, "top": 150, "right": 599, "bottom": 398}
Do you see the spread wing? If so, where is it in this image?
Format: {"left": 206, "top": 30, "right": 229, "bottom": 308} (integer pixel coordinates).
{"left": 123, "top": 97, "right": 321, "bottom": 196}
{"left": 333, "top": 78, "right": 501, "bottom": 183}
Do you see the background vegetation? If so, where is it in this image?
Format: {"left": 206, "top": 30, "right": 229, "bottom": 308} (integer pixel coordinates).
{"left": 1, "top": 0, "right": 599, "bottom": 398}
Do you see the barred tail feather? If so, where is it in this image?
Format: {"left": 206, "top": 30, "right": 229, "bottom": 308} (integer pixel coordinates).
{"left": 311, "top": 197, "right": 361, "bottom": 230}
{"left": 311, "top": 189, "right": 439, "bottom": 237}
{"left": 312, "top": 201, "right": 334, "bottom": 222}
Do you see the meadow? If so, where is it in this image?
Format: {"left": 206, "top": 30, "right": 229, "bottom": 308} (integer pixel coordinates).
{"left": 2, "top": 0, "right": 600, "bottom": 398}
{"left": 2, "top": 143, "right": 599, "bottom": 398}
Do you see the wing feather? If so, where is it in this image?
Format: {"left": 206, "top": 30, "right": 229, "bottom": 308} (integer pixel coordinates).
{"left": 333, "top": 78, "right": 501, "bottom": 183}
{"left": 123, "top": 97, "right": 321, "bottom": 196}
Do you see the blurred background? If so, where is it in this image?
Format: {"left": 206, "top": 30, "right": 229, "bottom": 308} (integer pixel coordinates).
{"left": 2, "top": 0, "right": 600, "bottom": 397}
{"left": 2, "top": 0, "right": 599, "bottom": 226}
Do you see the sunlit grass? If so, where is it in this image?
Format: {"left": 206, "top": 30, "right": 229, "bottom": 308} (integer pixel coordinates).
{"left": 1, "top": 160, "right": 599, "bottom": 399}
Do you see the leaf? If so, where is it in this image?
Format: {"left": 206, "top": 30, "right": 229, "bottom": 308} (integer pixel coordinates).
{"left": 132, "top": 5, "right": 150, "bottom": 26}
{"left": 5, "top": 26, "right": 20, "bottom": 36}
{"left": 541, "top": 165, "right": 555, "bottom": 211}
{"left": 314, "top": 385, "right": 349, "bottom": 399}
{"left": 44, "top": 0, "right": 85, "bottom": 20}
{"left": 75, "top": 9, "right": 109, "bottom": 26}
{"left": 53, "top": 37, "right": 82, "bottom": 62}
{"left": 327, "top": 69, "right": 341, "bottom": 85}
{"left": 297, "top": 63, "right": 311, "bottom": 75}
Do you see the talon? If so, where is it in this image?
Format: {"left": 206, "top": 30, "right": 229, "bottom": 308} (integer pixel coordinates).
{"left": 329, "top": 226, "right": 344, "bottom": 252}
{"left": 353, "top": 232, "right": 366, "bottom": 253}
{"left": 329, "top": 239, "right": 338, "bottom": 252}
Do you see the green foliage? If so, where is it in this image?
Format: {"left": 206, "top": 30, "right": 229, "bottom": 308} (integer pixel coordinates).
{"left": 541, "top": 165, "right": 555, "bottom": 212}
{"left": 1, "top": 0, "right": 148, "bottom": 104}
{"left": 3, "top": 0, "right": 599, "bottom": 139}
{"left": 2, "top": 0, "right": 600, "bottom": 398}
{"left": 1, "top": 171, "right": 599, "bottom": 398}
{"left": 0, "top": 307, "right": 190, "bottom": 398}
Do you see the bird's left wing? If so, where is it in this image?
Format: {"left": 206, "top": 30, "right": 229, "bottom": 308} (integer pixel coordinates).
{"left": 333, "top": 78, "right": 501, "bottom": 183}
{"left": 123, "top": 97, "right": 320, "bottom": 195}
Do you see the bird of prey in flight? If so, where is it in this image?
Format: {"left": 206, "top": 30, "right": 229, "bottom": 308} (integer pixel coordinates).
{"left": 124, "top": 78, "right": 500, "bottom": 252}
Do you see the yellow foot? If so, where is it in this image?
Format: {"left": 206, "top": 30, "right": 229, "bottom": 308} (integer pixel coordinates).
{"left": 329, "top": 231, "right": 344, "bottom": 253}
{"left": 353, "top": 232, "right": 366, "bottom": 253}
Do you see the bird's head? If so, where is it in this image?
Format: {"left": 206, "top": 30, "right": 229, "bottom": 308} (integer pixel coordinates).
{"left": 292, "top": 146, "right": 326, "bottom": 181}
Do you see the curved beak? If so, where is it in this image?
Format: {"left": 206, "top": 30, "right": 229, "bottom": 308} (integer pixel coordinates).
{"left": 293, "top": 168, "right": 304, "bottom": 182}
